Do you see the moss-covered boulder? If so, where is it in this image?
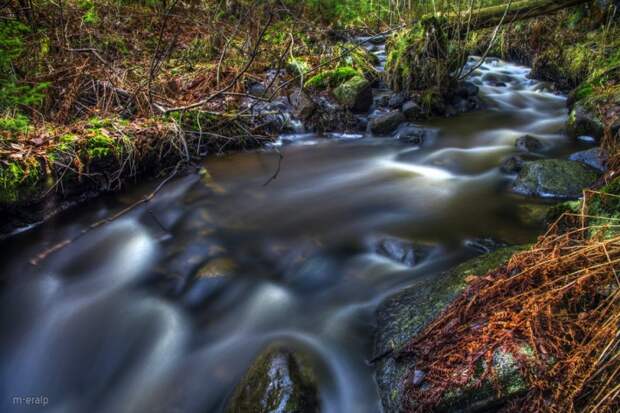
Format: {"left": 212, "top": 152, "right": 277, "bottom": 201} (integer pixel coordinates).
{"left": 512, "top": 159, "right": 599, "bottom": 199}
{"left": 567, "top": 103, "right": 604, "bottom": 141}
{"left": 373, "top": 246, "right": 526, "bottom": 413}
{"left": 333, "top": 76, "right": 372, "bottom": 112}
{"left": 227, "top": 345, "right": 319, "bottom": 413}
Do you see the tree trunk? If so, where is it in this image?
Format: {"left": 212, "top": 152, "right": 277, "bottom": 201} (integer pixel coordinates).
{"left": 464, "top": 0, "right": 592, "bottom": 32}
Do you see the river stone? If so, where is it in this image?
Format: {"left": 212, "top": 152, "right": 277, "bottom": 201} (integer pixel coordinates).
{"left": 567, "top": 103, "right": 604, "bottom": 142}
{"left": 333, "top": 76, "right": 372, "bottom": 112}
{"left": 515, "top": 135, "right": 543, "bottom": 152}
{"left": 373, "top": 246, "right": 526, "bottom": 413}
{"left": 388, "top": 93, "right": 406, "bottom": 109}
{"left": 512, "top": 159, "right": 599, "bottom": 199}
{"left": 568, "top": 147, "right": 607, "bottom": 172}
{"left": 401, "top": 100, "right": 423, "bottom": 121}
{"left": 290, "top": 89, "right": 317, "bottom": 120}
{"left": 456, "top": 81, "right": 479, "bottom": 99}
{"left": 249, "top": 83, "right": 268, "bottom": 98}
{"left": 371, "top": 236, "right": 433, "bottom": 266}
{"left": 227, "top": 345, "right": 319, "bottom": 413}
{"left": 369, "top": 111, "right": 406, "bottom": 135}
{"left": 395, "top": 124, "right": 426, "bottom": 145}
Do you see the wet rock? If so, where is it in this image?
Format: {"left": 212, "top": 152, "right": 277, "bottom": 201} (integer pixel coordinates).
{"left": 515, "top": 135, "right": 543, "bottom": 152}
{"left": 289, "top": 89, "right": 317, "bottom": 120}
{"left": 373, "top": 246, "right": 526, "bottom": 413}
{"left": 369, "top": 111, "right": 406, "bottom": 136}
{"left": 456, "top": 81, "right": 479, "bottom": 99}
{"left": 569, "top": 147, "right": 607, "bottom": 173}
{"left": 249, "top": 83, "right": 268, "bottom": 98}
{"left": 401, "top": 100, "right": 422, "bottom": 120}
{"left": 304, "top": 96, "right": 362, "bottom": 133}
{"left": 512, "top": 159, "right": 599, "bottom": 199}
{"left": 226, "top": 346, "right": 319, "bottom": 413}
{"left": 567, "top": 103, "right": 604, "bottom": 142}
{"left": 371, "top": 236, "right": 432, "bottom": 266}
{"left": 396, "top": 124, "right": 426, "bottom": 145}
{"left": 333, "top": 76, "right": 372, "bottom": 112}
{"left": 464, "top": 238, "right": 507, "bottom": 254}
{"left": 500, "top": 155, "right": 524, "bottom": 174}
{"left": 434, "top": 346, "right": 532, "bottom": 413}
{"left": 388, "top": 93, "right": 406, "bottom": 109}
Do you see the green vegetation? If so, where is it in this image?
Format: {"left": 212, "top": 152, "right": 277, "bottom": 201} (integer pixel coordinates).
{"left": 305, "top": 66, "right": 359, "bottom": 89}
{"left": 0, "top": 158, "right": 41, "bottom": 203}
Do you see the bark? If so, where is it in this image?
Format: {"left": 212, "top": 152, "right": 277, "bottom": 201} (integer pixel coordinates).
{"left": 464, "top": 0, "right": 591, "bottom": 31}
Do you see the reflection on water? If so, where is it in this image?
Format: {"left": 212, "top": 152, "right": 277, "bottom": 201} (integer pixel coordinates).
{"left": 0, "top": 55, "right": 591, "bottom": 413}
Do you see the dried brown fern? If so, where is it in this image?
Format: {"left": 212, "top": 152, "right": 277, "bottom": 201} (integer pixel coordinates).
{"left": 400, "top": 191, "right": 620, "bottom": 413}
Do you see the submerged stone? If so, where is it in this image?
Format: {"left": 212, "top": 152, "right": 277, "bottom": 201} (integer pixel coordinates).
{"left": 370, "top": 236, "right": 433, "bottom": 266}
{"left": 515, "top": 134, "right": 543, "bottom": 153}
{"left": 227, "top": 346, "right": 319, "bottom": 413}
{"left": 512, "top": 159, "right": 599, "bottom": 199}
{"left": 373, "top": 246, "right": 526, "bottom": 413}
{"left": 395, "top": 124, "right": 427, "bottom": 145}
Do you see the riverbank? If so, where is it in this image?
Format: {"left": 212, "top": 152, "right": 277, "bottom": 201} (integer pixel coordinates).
{"left": 0, "top": 1, "right": 378, "bottom": 235}
{"left": 373, "top": 3, "right": 620, "bottom": 412}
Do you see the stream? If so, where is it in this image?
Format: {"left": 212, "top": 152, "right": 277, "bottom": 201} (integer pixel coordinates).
{"left": 0, "top": 40, "right": 590, "bottom": 412}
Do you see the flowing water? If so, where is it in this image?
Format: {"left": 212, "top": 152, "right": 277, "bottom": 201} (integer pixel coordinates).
{"left": 0, "top": 42, "right": 591, "bottom": 413}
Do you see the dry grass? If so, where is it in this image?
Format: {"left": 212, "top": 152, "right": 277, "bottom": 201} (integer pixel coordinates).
{"left": 400, "top": 189, "right": 620, "bottom": 412}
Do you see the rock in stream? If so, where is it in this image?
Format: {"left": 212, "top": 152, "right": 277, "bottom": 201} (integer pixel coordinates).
{"left": 373, "top": 246, "right": 527, "bottom": 413}
{"left": 226, "top": 345, "right": 319, "bottom": 413}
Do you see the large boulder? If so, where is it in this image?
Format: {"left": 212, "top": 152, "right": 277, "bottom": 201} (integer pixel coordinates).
{"left": 227, "top": 345, "right": 319, "bottom": 413}
{"left": 373, "top": 246, "right": 526, "bottom": 413}
{"left": 567, "top": 103, "right": 604, "bottom": 142}
{"left": 333, "top": 76, "right": 372, "bottom": 112}
{"left": 369, "top": 111, "right": 406, "bottom": 135}
{"left": 512, "top": 159, "right": 599, "bottom": 199}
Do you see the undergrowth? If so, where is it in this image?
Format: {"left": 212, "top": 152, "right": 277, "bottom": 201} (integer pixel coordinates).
{"left": 400, "top": 178, "right": 620, "bottom": 413}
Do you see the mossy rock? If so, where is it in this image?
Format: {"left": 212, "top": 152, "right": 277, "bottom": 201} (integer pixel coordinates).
{"left": 512, "top": 159, "right": 599, "bottom": 199}
{"left": 332, "top": 76, "right": 371, "bottom": 112}
{"left": 567, "top": 103, "right": 605, "bottom": 141}
{"left": 226, "top": 345, "right": 319, "bottom": 413}
{"left": 373, "top": 245, "right": 526, "bottom": 413}
{"left": 304, "top": 66, "right": 359, "bottom": 90}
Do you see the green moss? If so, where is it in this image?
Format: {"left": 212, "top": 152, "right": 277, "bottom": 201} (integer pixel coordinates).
{"left": 286, "top": 57, "right": 310, "bottom": 78}
{"left": 0, "top": 113, "right": 31, "bottom": 136}
{"left": 226, "top": 346, "right": 318, "bottom": 413}
{"left": 333, "top": 75, "right": 369, "bottom": 109}
{"left": 337, "top": 43, "right": 379, "bottom": 79}
{"left": 385, "top": 19, "right": 462, "bottom": 96}
{"left": 0, "top": 158, "right": 41, "bottom": 203}
{"left": 304, "top": 66, "right": 359, "bottom": 90}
